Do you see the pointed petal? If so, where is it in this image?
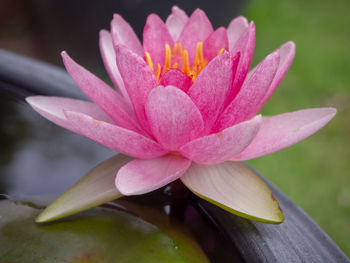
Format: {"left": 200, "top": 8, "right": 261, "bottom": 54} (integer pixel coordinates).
{"left": 165, "top": 6, "right": 189, "bottom": 41}
{"left": 116, "top": 155, "right": 191, "bottom": 195}
{"left": 232, "top": 108, "right": 336, "bottom": 161}
{"left": 259, "top": 41, "right": 296, "bottom": 107}
{"left": 178, "top": 9, "right": 214, "bottom": 63}
{"left": 160, "top": 69, "right": 192, "bottom": 92}
{"left": 64, "top": 110, "right": 167, "bottom": 159}
{"left": 146, "top": 86, "right": 204, "bottom": 150}
{"left": 61, "top": 51, "right": 142, "bottom": 132}
{"left": 215, "top": 50, "right": 280, "bottom": 131}
{"left": 26, "top": 96, "right": 114, "bottom": 133}
{"left": 111, "top": 14, "right": 143, "bottom": 56}
{"left": 99, "top": 30, "right": 131, "bottom": 104}
{"left": 180, "top": 115, "right": 261, "bottom": 165}
{"left": 36, "top": 154, "right": 131, "bottom": 223}
{"left": 226, "top": 22, "right": 255, "bottom": 103}
{"left": 143, "top": 14, "right": 174, "bottom": 67}
{"left": 188, "top": 52, "right": 234, "bottom": 133}
{"left": 181, "top": 161, "right": 284, "bottom": 224}
{"left": 227, "top": 16, "right": 248, "bottom": 51}
{"left": 203, "top": 27, "right": 229, "bottom": 61}
{"left": 115, "top": 45, "right": 158, "bottom": 132}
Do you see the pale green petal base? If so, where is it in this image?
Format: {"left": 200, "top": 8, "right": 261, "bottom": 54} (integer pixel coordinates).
{"left": 37, "top": 154, "right": 283, "bottom": 225}
{"left": 36, "top": 154, "right": 131, "bottom": 223}
{"left": 181, "top": 161, "right": 284, "bottom": 224}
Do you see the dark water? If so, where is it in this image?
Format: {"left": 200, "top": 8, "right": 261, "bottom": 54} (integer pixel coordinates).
{"left": 0, "top": 92, "right": 114, "bottom": 195}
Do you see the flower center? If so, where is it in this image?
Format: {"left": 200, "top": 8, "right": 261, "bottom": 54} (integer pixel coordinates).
{"left": 145, "top": 42, "right": 225, "bottom": 82}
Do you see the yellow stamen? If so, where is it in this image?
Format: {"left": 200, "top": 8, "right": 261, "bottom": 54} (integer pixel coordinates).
{"left": 172, "top": 42, "right": 178, "bottom": 55}
{"left": 189, "top": 42, "right": 207, "bottom": 80}
{"left": 155, "top": 63, "right": 161, "bottom": 81}
{"left": 173, "top": 42, "right": 183, "bottom": 56}
{"left": 162, "top": 44, "right": 172, "bottom": 75}
{"left": 144, "top": 51, "right": 154, "bottom": 72}
{"left": 218, "top": 48, "right": 225, "bottom": 55}
{"left": 193, "top": 42, "right": 204, "bottom": 68}
{"left": 182, "top": 50, "right": 190, "bottom": 76}
{"left": 145, "top": 41, "right": 224, "bottom": 83}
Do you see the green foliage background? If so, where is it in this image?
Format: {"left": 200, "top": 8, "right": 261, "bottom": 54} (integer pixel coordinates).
{"left": 242, "top": 0, "right": 350, "bottom": 255}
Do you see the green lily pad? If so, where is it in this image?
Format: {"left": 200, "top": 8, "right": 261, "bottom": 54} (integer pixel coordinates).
{"left": 0, "top": 198, "right": 209, "bottom": 263}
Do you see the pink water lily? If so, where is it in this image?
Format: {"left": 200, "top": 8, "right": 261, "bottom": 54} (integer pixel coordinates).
{"left": 27, "top": 7, "right": 335, "bottom": 224}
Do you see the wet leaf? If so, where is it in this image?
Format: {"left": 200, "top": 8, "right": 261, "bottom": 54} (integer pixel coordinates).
{"left": 0, "top": 198, "right": 209, "bottom": 263}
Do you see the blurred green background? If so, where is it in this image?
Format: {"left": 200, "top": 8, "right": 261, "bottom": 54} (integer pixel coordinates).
{"left": 243, "top": 0, "right": 350, "bottom": 256}
{"left": 0, "top": 0, "right": 349, "bottom": 256}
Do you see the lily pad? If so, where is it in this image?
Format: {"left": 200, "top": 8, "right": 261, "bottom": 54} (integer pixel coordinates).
{"left": 0, "top": 198, "right": 209, "bottom": 263}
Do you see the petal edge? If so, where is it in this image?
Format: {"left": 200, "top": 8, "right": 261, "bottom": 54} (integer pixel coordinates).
{"left": 232, "top": 108, "right": 336, "bottom": 161}
{"left": 116, "top": 155, "right": 191, "bottom": 195}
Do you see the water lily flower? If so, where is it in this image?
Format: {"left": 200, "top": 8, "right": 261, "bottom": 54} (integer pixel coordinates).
{"left": 26, "top": 6, "right": 335, "bottom": 224}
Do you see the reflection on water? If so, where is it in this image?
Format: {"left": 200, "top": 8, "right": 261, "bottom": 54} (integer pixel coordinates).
{"left": 0, "top": 93, "right": 113, "bottom": 195}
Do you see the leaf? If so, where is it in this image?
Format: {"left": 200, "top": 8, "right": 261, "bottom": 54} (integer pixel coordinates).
{"left": 0, "top": 198, "right": 210, "bottom": 262}
{"left": 107, "top": 199, "right": 210, "bottom": 263}
{"left": 181, "top": 161, "right": 284, "bottom": 224}
{"left": 36, "top": 154, "right": 131, "bottom": 223}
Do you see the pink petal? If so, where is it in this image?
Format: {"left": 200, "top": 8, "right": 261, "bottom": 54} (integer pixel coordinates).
{"left": 165, "top": 6, "right": 189, "bottom": 41}
{"left": 160, "top": 69, "right": 192, "bottom": 92}
{"left": 99, "top": 30, "right": 131, "bottom": 105}
{"left": 64, "top": 110, "right": 167, "bottom": 159}
{"left": 111, "top": 14, "right": 143, "bottom": 57}
{"left": 180, "top": 115, "right": 262, "bottom": 165}
{"left": 203, "top": 27, "right": 229, "bottom": 61}
{"left": 146, "top": 85, "right": 204, "bottom": 151}
{"left": 227, "top": 16, "right": 248, "bottom": 51}
{"left": 232, "top": 108, "right": 336, "bottom": 161}
{"left": 116, "top": 155, "right": 191, "bottom": 195}
{"left": 188, "top": 52, "right": 234, "bottom": 133}
{"left": 26, "top": 96, "right": 114, "bottom": 133}
{"left": 259, "top": 41, "right": 296, "bottom": 108}
{"left": 178, "top": 9, "right": 214, "bottom": 63}
{"left": 61, "top": 51, "right": 143, "bottom": 133}
{"left": 215, "top": 50, "right": 280, "bottom": 131}
{"left": 115, "top": 45, "right": 158, "bottom": 133}
{"left": 226, "top": 21, "right": 256, "bottom": 104}
{"left": 143, "top": 14, "right": 174, "bottom": 67}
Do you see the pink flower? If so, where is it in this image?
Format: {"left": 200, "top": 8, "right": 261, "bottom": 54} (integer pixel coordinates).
{"left": 27, "top": 7, "right": 335, "bottom": 223}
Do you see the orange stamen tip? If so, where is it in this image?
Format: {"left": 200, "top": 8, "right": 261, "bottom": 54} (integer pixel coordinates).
{"left": 155, "top": 63, "right": 161, "bottom": 81}
{"left": 144, "top": 52, "right": 154, "bottom": 72}
{"left": 173, "top": 42, "right": 183, "bottom": 55}
{"left": 190, "top": 41, "right": 207, "bottom": 79}
{"left": 172, "top": 42, "right": 178, "bottom": 55}
{"left": 195, "top": 42, "right": 204, "bottom": 63}
{"left": 145, "top": 41, "right": 209, "bottom": 83}
{"left": 162, "top": 44, "right": 172, "bottom": 75}
{"left": 218, "top": 48, "right": 225, "bottom": 55}
{"left": 182, "top": 50, "right": 190, "bottom": 75}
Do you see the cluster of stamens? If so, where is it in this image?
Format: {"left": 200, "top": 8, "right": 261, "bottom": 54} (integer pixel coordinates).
{"left": 145, "top": 42, "right": 225, "bottom": 82}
